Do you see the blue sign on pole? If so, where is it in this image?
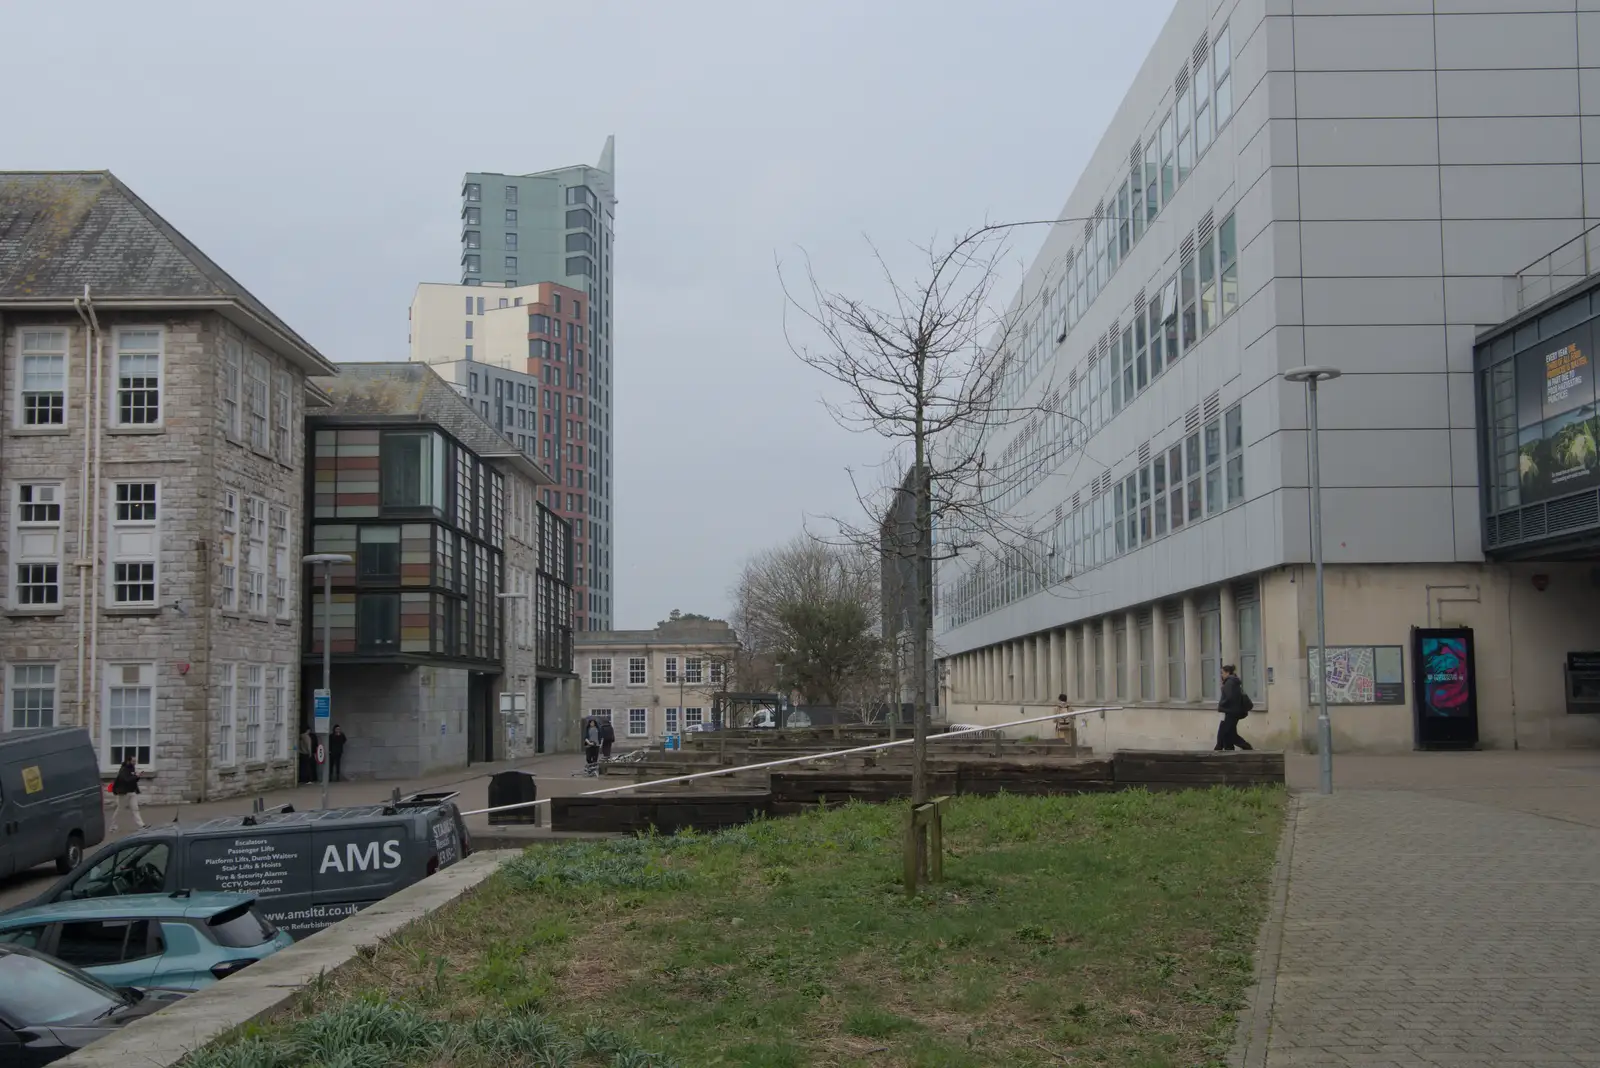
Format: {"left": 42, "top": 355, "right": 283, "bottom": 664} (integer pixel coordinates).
{"left": 313, "top": 689, "right": 331, "bottom": 733}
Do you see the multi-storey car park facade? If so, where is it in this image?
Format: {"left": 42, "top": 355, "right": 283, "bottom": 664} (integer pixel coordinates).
{"left": 411, "top": 279, "right": 600, "bottom": 632}
{"left": 458, "top": 138, "right": 615, "bottom": 631}
{"left": 935, "top": 0, "right": 1600, "bottom": 754}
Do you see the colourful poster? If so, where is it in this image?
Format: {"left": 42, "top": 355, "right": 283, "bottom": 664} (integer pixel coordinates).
{"left": 1419, "top": 636, "right": 1470, "bottom": 718}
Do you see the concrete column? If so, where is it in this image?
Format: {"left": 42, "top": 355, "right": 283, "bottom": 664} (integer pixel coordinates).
{"left": 1047, "top": 629, "right": 1062, "bottom": 701}
{"left": 1009, "top": 641, "right": 1021, "bottom": 703}
{"left": 1101, "top": 617, "right": 1116, "bottom": 700}
{"left": 1152, "top": 602, "right": 1169, "bottom": 703}
{"left": 1124, "top": 610, "right": 1139, "bottom": 702}
{"left": 1082, "top": 623, "right": 1096, "bottom": 701}
{"left": 981, "top": 647, "right": 992, "bottom": 702}
{"left": 1021, "top": 638, "right": 1035, "bottom": 704}
{"left": 1220, "top": 583, "right": 1240, "bottom": 672}
{"left": 1183, "top": 595, "right": 1202, "bottom": 703}
{"left": 1064, "top": 627, "right": 1081, "bottom": 702}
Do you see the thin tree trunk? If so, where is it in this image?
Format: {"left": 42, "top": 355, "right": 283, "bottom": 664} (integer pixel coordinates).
{"left": 911, "top": 446, "right": 929, "bottom": 807}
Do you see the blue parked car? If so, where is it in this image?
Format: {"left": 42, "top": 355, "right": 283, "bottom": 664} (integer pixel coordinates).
{"left": 0, "top": 892, "right": 291, "bottom": 991}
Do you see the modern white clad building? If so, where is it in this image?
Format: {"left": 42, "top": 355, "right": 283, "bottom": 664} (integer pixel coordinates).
{"left": 935, "top": 0, "right": 1600, "bottom": 754}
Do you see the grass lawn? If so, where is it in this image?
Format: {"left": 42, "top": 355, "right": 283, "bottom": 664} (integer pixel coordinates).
{"left": 185, "top": 787, "right": 1283, "bottom": 1068}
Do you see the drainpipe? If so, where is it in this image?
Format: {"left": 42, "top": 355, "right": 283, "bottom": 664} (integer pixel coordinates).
{"left": 72, "top": 288, "right": 98, "bottom": 729}
{"left": 1423, "top": 584, "right": 1476, "bottom": 629}
{"left": 87, "top": 310, "right": 105, "bottom": 754}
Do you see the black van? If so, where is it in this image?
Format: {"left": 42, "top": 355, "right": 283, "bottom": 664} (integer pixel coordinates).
{"left": 13, "top": 793, "right": 470, "bottom": 939}
{"left": 0, "top": 728, "right": 105, "bottom": 878}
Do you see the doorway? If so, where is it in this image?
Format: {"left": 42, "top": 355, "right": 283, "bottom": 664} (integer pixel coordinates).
{"left": 467, "top": 673, "right": 495, "bottom": 763}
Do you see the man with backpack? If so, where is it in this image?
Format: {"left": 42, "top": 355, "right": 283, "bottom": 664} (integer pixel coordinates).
{"left": 1215, "top": 664, "right": 1255, "bottom": 752}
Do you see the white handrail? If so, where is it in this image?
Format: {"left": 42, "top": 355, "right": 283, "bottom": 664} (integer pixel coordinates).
{"left": 458, "top": 706, "right": 1121, "bottom": 818}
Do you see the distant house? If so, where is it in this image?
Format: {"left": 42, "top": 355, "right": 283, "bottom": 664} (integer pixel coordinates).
{"left": 575, "top": 618, "right": 740, "bottom": 742}
{"left": 306, "top": 362, "right": 579, "bottom": 776}
{"left": 0, "top": 171, "right": 337, "bottom": 802}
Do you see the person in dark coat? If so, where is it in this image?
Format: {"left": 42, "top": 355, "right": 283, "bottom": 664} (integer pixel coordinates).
{"left": 329, "top": 726, "right": 347, "bottom": 782}
{"left": 598, "top": 717, "right": 616, "bottom": 760}
{"left": 1215, "top": 664, "right": 1255, "bottom": 752}
{"left": 583, "top": 718, "right": 601, "bottom": 768}
{"left": 109, "top": 755, "right": 144, "bottom": 832}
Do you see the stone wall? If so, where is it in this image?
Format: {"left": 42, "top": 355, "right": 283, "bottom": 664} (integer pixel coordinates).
{"left": 320, "top": 663, "right": 470, "bottom": 780}
{"left": 0, "top": 312, "right": 308, "bottom": 802}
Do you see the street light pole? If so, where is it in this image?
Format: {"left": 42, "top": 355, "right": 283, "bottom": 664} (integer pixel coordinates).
{"left": 1284, "top": 366, "right": 1342, "bottom": 796}
{"left": 303, "top": 554, "right": 352, "bottom": 810}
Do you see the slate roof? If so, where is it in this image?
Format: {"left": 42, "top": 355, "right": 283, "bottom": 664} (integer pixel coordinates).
{"left": 0, "top": 171, "right": 333, "bottom": 372}
{"left": 309, "top": 362, "right": 550, "bottom": 485}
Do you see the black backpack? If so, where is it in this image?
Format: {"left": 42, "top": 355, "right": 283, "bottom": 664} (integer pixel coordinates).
{"left": 1239, "top": 690, "right": 1254, "bottom": 716}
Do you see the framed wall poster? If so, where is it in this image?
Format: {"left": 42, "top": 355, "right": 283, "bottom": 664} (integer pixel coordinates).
{"left": 1410, "top": 627, "right": 1479, "bottom": 750}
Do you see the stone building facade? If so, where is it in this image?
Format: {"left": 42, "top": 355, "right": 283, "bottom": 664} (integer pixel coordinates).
{"left": 575, "top": 619, "right": 740, "bottom": 743}
{"left": 0, "top": 172, "right": 336, "bottom": 802}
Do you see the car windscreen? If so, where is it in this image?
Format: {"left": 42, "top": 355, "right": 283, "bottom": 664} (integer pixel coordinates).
{"left": 0, "top": 951, "right": 130, "bottom": 1026}
{"left": 206, "top": 902, "right": 277, "bottom": 948}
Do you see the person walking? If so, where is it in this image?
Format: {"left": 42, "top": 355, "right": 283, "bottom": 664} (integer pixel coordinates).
{"left": 1215, "top": 664, "right": 1255, "bottom": 752}
{"left": 583, "top": 718, "right": 601, "bottom": 769}
{"left": 109, "top": 755, "right": 145, "bottom": 832}
{"left": 298, "top": 727, "right": 314, "bottom": 784}
{"left": 329, "top": 726, "right": 347, "bottom": 782}
{"left": 598, "top": 716, "right": 616, "bottom": 761}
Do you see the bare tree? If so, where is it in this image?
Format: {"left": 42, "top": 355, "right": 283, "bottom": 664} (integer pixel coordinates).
{"left": 783, "top": 223, "right": 1078, "bottom": 807}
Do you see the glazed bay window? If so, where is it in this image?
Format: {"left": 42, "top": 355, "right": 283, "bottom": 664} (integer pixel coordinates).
{"left": 114, "top": 329, "right": 162, "bottom": 427}
{"left": 358, "top": 594, "right": 400, "bottom": 652}
{"left": 106, "top": 663, "right": 155, "bottom": 768}
{"left": 381, "top": 431, "right": 446, "bottom": 511}
{"left": 628, "top": 708, "right": 648, "bottom": 738}
{"left": 1225, "top": 404, "right": 1245, "bottom": 506}
{"left": 358, "top": 526, "right": 400, "bottom": 579}
{"left": 8, "top": 663, "right": 56, "bottom": 730}
{"left": 17, "top": 330, "right": 67, "bottom": 427}
{"left": 110, "top": 482, "right": 158, "bottom": 606}
{"left": 1219, "top": 214, "right": 1239, "bottom": 317}
{"left": 14, "top": 482, "right": 62, "bottom": 608}
{"left": 590, "top": 657, "right": 613, "bottom": 686}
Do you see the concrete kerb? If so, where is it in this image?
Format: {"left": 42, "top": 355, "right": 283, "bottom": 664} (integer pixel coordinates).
{"left": 1230, "top": 792, "right": 1299, "bottom": 1068}
{"left": 53, "top": 850, "right": 516, "bottom": 1068}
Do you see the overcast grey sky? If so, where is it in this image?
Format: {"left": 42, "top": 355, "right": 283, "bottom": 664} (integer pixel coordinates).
{"left": 7, "top": 0, "right": 1172, "bottom": 628}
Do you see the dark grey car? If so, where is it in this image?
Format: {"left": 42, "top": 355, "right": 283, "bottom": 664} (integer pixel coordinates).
{"left": 15, "top": 793, "right": 470, "bottom": 939}
{"left": 0, "top": 729, "right": 106, "bottom": 879}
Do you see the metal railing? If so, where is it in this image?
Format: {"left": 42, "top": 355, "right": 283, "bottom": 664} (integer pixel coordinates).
{"left": 1516, "top": 222, "right": 1600, "bottom": 312}
{"left": 457, "top": 706, "right": 1123, "bottom": 818}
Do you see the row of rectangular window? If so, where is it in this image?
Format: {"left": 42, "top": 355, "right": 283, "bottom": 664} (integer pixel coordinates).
{"left": 4, "top": 661, "right": 158, "bottom": 769}
{"left": 220, "top": 339, "right": 296, "bottom": 461}
{"left": 11, "top": 480, "right": 182, "bottom": 612}
{"left": 977, "top": 210, "right": 1240, "bottom": 525}
{"left": 587, "top": 655, "right": 723, "bottom": 687}
{"left": 460, "top": 208, "right": 519, "bottom": 226}
{"left": 462, "top": 183, "right": 517, "bottom": 204}
{"left": 588, "top": 706, "right": 702, "bottom": 737}
{"left": 215, "top": 663, "right": 291, "bottom": 767}
{"left": 16, "top": 327, "right": 167, "bottom": 431}
{"left": 998, "top": 23, "right": 1234, "bottom": 418}
{"left": 943, "top": 405, "right": 1244, "bottom": 628}
{"left": 218, "top": 488, "right": 295, "bottom": 619}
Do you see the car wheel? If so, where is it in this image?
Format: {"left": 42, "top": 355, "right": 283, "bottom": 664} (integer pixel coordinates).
{"left": 56, "top": 832, "right": 85, "bottom": 874}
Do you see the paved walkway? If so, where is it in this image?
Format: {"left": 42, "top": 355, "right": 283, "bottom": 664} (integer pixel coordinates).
{"left": 1244, "top": 753, "right": 1600, "bottom": 1066}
